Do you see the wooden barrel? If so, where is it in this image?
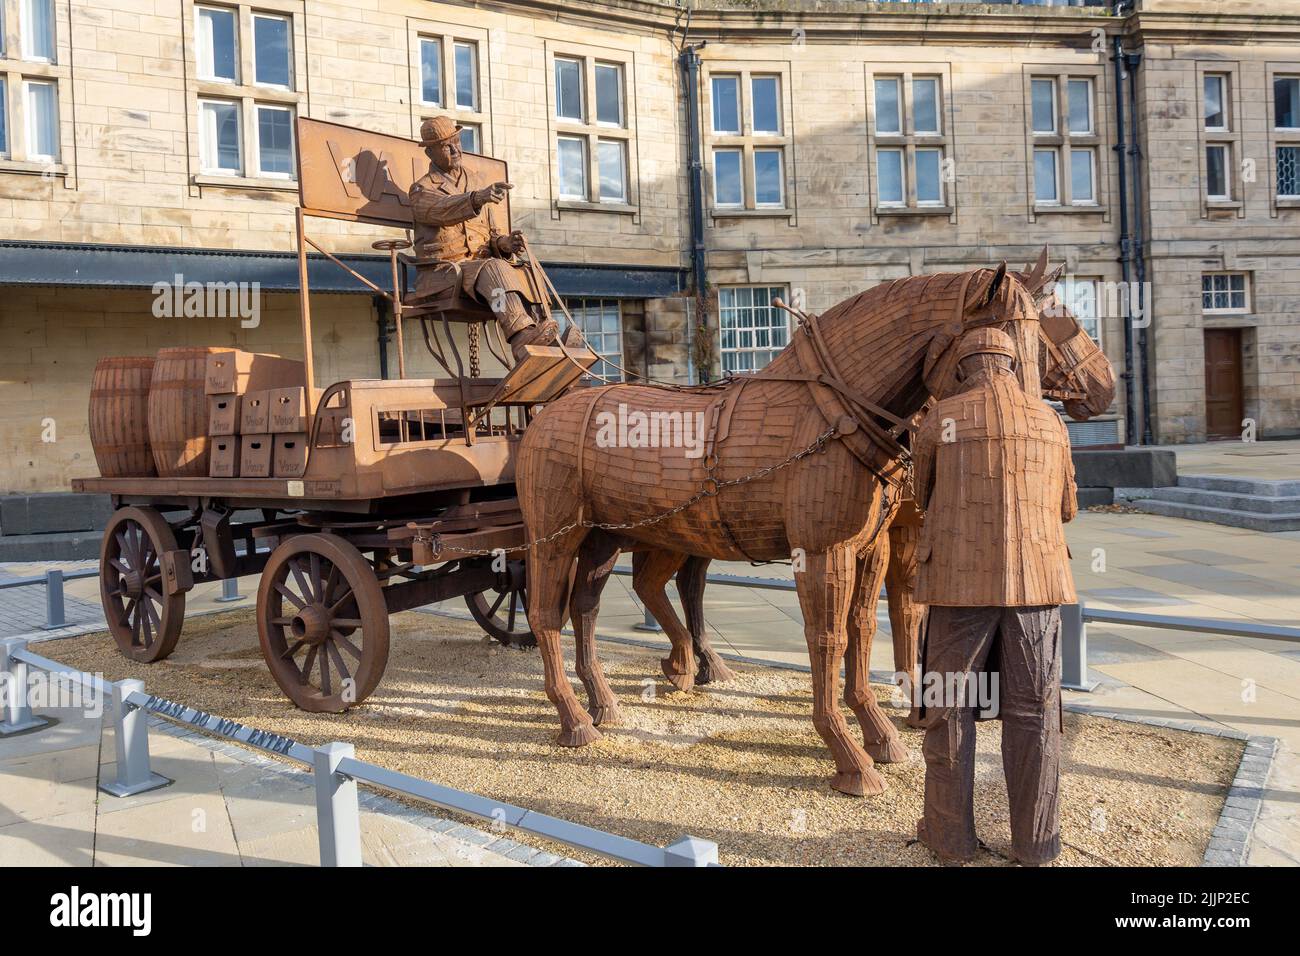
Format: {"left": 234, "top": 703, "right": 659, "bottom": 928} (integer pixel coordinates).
{"left": 148, "top": 346, "right": 223, "bottom": 477}
{"left": 88, "top": 356, "right": 157, "bottom": 478}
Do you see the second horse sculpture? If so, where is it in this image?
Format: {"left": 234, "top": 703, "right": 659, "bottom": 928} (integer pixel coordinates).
{"left": 521, "top": 264, "right": 1046, "bottom": 796}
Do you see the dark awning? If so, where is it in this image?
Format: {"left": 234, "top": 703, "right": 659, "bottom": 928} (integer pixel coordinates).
{"left": 0, "top": 241, "right": 686, "bottom": 299}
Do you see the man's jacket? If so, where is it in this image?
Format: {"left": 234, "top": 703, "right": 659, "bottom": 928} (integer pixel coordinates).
{"left": 408, "top": 163, "right": 540, "bottom": 303}
{"left": 912, "top": 368, "right": 1078, "bottom": 607}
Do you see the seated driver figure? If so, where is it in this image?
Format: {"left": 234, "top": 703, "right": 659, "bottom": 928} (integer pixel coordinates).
{"left": 408, "top": 115, "right": 578, "bottom": 362}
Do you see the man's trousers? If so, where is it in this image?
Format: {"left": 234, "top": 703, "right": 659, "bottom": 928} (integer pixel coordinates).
{"left": 917, "top": 604, "right": 1062, "bottom": 866}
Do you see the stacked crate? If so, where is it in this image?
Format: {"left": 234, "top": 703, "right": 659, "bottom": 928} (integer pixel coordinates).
{"left": 205, "top": 351, "right": 308, "bottom": 479}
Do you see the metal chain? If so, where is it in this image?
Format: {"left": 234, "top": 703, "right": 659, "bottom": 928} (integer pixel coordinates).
{"left": 440, "top": 425, "right": 841, "bottom": 559}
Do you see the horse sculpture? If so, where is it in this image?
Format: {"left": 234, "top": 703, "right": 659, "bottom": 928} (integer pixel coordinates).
{"left": 621, "top": 254, "right": 1116, "bottom": 710}
{"left": 519, "top": 263, "right": 1064, "bottom": 796}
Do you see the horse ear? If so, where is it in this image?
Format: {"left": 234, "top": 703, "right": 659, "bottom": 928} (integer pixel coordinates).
{"left": 978, "top": 261, "right": 1008, "bottom": 308}
{"left": 1025, "top": 246, "right": 1049, "bottom": 292}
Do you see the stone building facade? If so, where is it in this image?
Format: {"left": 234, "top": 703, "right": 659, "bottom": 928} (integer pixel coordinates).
{"left": 1, "top": 0, "right": 1297, "bottom": 492}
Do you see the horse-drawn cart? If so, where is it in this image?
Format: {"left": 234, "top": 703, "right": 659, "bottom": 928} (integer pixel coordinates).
{"left": 72, "top": 118, "right": 595, "bottom": 712}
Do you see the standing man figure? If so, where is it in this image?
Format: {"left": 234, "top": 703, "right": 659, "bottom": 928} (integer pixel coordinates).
{"left": 911, "top": 326, "right": 1078, "bottom": 866}
{"left": 408, "top": 116, "right": 577, "bottom": 362}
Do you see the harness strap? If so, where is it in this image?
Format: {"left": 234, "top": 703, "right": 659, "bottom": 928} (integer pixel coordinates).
{"left": 573, "top": 386, "right": 613, "bottom": 526}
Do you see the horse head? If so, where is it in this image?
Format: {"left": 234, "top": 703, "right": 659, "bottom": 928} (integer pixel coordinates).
{"left": 923, "top": 262, "right": 1043, "bottom": 401}
{"left": 1015, "top": 247, "right": 1117, "bottom": 420}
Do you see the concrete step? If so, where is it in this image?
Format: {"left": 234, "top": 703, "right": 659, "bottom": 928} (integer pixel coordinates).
{"left": 1151, "top": 486, "right": 1300, "bottom": 515}
{"left": 1131, "top": 498, "right": 1300, "bottom": 532}
{"left": 1177, "top": 474, "right": 1300, "bottom": 497}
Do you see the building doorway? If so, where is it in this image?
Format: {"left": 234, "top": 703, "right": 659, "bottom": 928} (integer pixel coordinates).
{"left": 1204, "top": 328, "right": 1244, "bottom": 440}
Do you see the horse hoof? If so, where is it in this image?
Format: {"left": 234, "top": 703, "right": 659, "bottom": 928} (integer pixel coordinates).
{"left": 866, "top": 738, "right": 911, "bottom": 764}
{"left": 697, "top": 659, "right": 737, "bottom": 684}
{"left": 831, "top": 768, "right": 887, "bottom": 797}
{"left": 660, "top": 659, "right": 695, "bottom": 693}
{"left": 587, "top": 703, "right": 622, "bottom": 727}
{"left": 556, "top": 723, "right": 601, "bottom": 747}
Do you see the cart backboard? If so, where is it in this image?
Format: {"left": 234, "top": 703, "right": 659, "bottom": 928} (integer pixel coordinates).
{"left": 296, "top": 116, "right": 510, "bottom": 229}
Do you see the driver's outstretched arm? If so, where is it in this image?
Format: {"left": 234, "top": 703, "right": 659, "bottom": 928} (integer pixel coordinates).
{"left": 410, "top": 182, "right": 478, "bottom": 227}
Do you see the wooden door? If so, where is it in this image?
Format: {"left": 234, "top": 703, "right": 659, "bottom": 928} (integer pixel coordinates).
{"left": 1204, "top": 329, "right": 1243, "bottom": 440}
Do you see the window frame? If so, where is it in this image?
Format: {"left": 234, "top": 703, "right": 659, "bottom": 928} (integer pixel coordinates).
{"left": 1200, "top": 272, "right": 1250, "bottom": 315}
{"left": 717, "top": 285, "right": 791, "bottom": 374}
{"left": 1203, "top": 73, "right": 1229, "bottom": 132}
{"left": 594, "top": 61, "right": 625, "bottom": 129}
{"left": 21, "top": 0, "right": 56, "bottom": 64}
{"left": 22, "top": 76, "right": 58, "bottom": 162}
{"left": 556, "top": 134, "right": 588, "bottom": 200}
{"left": 869, "top": 66, "right": 953, "bottom": 215}
{"left": 252, "top": 101, "right": 294, "bottom": 178}
{"left": 190, "top": 2, "right": 304, "bottom": 188}
{"left": 546, "top": 41, "right": 638, "bottom": 213}
{"left": 704, "top": 61, "right": 793, "bottom": 217}
{"left": 1268, "top": 66, "right": 1300, "bottom": 208}
{"left": 251, "top": 11, "right": 292, "bottom": 91}
{"left": 198, "top": 96, "right": 243, "bottom": 175}
{"left": 196, "top": 4, "right": 239, "bottom": 84}
{"left": 1028, "top": 70, "right": 1103, "bottom": 213}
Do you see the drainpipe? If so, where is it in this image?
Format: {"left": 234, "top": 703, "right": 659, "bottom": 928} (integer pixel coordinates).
{"left": 1112, "top": 36, "right": 1138, "bottom": 447}
{"left": 680, "top": 42, "right": 708, "bottom": 384}
{"left": 1125, "top": 48, "right": 1154, "bottom": 445}
{"left": 374, "top": 294, "right": 390, "bottom": 380}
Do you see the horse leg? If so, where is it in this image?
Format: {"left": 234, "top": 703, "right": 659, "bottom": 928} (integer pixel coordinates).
{"left": 633, "top": 549, "right": 696, "bottom": 693}
{"left": 845, "top": 542, "right": 910, "bottom": 764}
{"left": 676, "top": 555, "right": 737, "bottom": 684}
{"left": 570, "top": 531, "right": 623, "bottom": 727}
{"left": 886, "top": 521, "right": 926, "bottom": 728}
{"left": 795, "top": 545, "right": 886, "bottom": 797}
{"left": 529, "top": 531, "right": 600, "bottom": 747}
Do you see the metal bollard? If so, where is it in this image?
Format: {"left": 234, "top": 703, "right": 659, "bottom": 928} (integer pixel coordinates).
{"left": 215, "top": 577, "right": 242, "bottom": 603}
{"left": 99, "top": 679, "right": 172, "bottom": 797}
{"left": 314, "top": 742, "right": 362, "bottom": 867}
{"left": 633, "top": 606, "right": 663, "bottom": 633}
{"left": 1060, "top": 602, "right": 1097, "bottom": 692}
{"left": 43, "top": 569, "right": 65, "bottom": 629}
{"left": 0, "top": 638, "right": 49, "bottom": 735}
{"left": 663, "top": 835, "right": 719, "bottom": 867}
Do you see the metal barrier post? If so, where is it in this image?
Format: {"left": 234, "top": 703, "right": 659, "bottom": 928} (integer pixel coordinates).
{"left": 43, "top": 569, "right": 65, "bottom": 629}
{"left": 1060, "top": 602, "right": 1097, "bottom": 692}
{"left": 663, "top": 835, "right": 718, "bottom": 867}
{"left": 314, "top": 742, "right": 362, "bottom": 867}
{"left": 633, "top": 606, "right": 663, "bottom": 633}
{"left": 0, "top": 638, "right": 49, "bottom": 735}
{"left": 215, "top": 577, "right": 242, "bottom": 603}
{"left": 100, "top": 679, "right": 172, "bottom": 797}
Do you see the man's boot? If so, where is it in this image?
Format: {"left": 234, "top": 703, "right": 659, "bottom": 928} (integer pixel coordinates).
{"left": 560, "top": 324, "right": 585, "bottom": 349}
{"left": 508, "top": 318, "right": 559, "bottom": 363}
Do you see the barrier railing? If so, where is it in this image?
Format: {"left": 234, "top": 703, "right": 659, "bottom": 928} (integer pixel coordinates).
{"left": 0, "top": 568, "right": 99, "bottom": 629}
{"left": 0, "top": 637, "right": 719, "bottom": 867}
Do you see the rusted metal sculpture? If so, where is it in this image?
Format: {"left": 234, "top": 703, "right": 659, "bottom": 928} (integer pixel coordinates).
{"left": 519, "top": 264, "right": 1057, "bottom": 796}
{"left": 77, "top": 117, "right": 600, "bottom": 712}
{"left": 408, "top": 116, "right": 576, "bottom": 361}
{"left": 912, "top": 326, "right": 1078, "bottom": 866}
{"left": 624, "top": 251, "right": 1113, "bottom": 716}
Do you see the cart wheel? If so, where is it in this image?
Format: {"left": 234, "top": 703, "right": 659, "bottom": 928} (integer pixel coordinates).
{"left": 257, "top": 534, "right": 390, "bottom": 712}
{"left": 466, "top": 581, "right": 537, "bottom": 648}
{"left": 100, "top": 507, "right": 186, "bottom": 663}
